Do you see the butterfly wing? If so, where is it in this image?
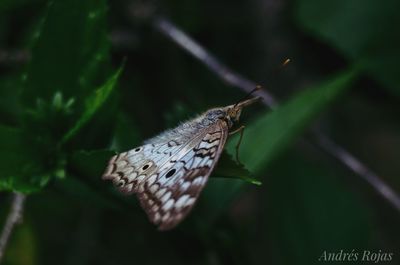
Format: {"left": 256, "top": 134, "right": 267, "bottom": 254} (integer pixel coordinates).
{"left": 102, "top": 119, "right": 229, "bottom": 230}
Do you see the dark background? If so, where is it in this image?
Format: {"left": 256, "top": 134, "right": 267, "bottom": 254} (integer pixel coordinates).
{"left": 0, "top": 0, "right": 399, "bottom": 264}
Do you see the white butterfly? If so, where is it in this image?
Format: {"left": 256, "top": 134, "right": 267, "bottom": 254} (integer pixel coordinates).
{"left": 102, "top": 96, "right": 260, "bottom": 230}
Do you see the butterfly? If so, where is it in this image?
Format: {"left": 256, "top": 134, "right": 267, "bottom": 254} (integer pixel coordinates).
{"left": 102, "top": 96, "right": 260, "bottom": 230}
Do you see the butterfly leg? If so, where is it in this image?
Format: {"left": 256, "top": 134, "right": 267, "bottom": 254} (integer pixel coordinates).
{"left": 229, "top": 125, "right": 245, "bottom": 164}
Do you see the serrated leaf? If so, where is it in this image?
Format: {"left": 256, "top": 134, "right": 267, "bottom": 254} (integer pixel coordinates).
{"left": 22, "top": 0, "right": 110, "bottom": 106}
{"left": 61, "top": 67, "right": 123, "bottom": 144}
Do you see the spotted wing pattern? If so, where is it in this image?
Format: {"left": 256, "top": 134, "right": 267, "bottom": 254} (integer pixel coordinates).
{"left": 102, "top": 120, "right": 228, "bottom": 230}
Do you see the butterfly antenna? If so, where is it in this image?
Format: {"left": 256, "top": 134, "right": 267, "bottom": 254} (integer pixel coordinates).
{"left": 233, "top": 85, "right": 262, "bottom": 108}
{"left": 281, "top": 58, "right": 291, "bottom": 67}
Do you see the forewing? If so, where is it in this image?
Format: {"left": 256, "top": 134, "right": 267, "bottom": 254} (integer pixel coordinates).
{"left": 104, "top": 142, "right": 174, "bottom": 190}
{"left": 102, "top": 120, "right": 228, "bottom": 230}
{"left": 139, "top": 120, "right": 228, "bottom": 230}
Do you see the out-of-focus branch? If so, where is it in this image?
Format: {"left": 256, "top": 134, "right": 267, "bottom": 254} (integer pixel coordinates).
{"left": 151, "top": 17, "right": 400, "bottom": 212}
{"left": 0, "top": 193, "right": 27, "bottom": 263}
{"left": 313, "top": 133, "right": 400, "bottom": 210}
{"left": 153, "top": 18, "right": 278, "bottom": 109}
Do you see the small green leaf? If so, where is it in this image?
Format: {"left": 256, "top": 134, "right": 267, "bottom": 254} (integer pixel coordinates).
{"left": 61, "top": 67, "right": 123, "bottom": 144}
{"left": 213, "top": 151, "right": 261, "bottom": 186}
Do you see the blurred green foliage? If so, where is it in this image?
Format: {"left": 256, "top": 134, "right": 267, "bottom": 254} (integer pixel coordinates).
{"left": 0, "top": 0, "right": 399, "bottom": 264}
{"left": 297, "top": 0, "right": 400, "bottom": 96}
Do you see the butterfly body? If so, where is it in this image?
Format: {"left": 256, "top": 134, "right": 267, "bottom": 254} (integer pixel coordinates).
{"left": 103, "top": 97, "right": 259, "bottom": 230}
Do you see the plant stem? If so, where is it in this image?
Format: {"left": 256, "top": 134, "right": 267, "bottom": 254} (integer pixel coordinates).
{"left": 0, "top": 193, "right": 27, "bottom": 263}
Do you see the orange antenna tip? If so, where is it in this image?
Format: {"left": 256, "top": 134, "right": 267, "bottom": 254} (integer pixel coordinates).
{"left": 282, "top": 58, "right": 291, "bottom": 67}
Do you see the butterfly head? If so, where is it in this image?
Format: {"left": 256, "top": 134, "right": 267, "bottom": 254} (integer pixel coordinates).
{"left": 222, "top": 96, "right": 261, "bottom": 127}
{"left": 203, "top": 96, "right": 261, "bottom": 127}
{"left": 203, "top": 85, "right": 262, "bottom": 127}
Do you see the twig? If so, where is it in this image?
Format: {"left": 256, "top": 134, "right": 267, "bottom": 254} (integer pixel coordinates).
{"left": 152, "top": 17, "right": 400, "bottom": 212}
{"left": 154, "top": 18, "right": 278, "bottom": 109}
{"left": 0, "top": 193, "right": 27, "bottom": 263}
{"left": 312, "top": 132, "right": 400, "bottom": 210}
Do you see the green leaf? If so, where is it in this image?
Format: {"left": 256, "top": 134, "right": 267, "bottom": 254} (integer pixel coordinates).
{"left": 227, "top": 69, "right": 357, "bottom": 172}
{"left": 0, "top": 125, "right": 51, "bottom": 193}
{"left": 61, "top": 67, "right": 123, "bottom": 144}
{"left": 295, "top": 0, "right": 400, "bottom": 96}
{"left": 213, "top": 151, "right": 261, "bottom": 186}
{"left": 22, "top": 0, "right": 110, "bottom": 106}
